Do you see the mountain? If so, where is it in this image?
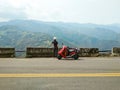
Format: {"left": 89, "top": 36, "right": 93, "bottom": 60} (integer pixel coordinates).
{"left": 0, "top": 26, "right": 50, "bottom": 50}
{"left": 0, "top": 25, "right": 77, "bottom": 51}
{"left": 1, "top": 20, "right": 120, "bottom": 40}
{"left": 0, "top": 20, "right": 120, "bottom": 51}
{"left": 107, "top": 24, "right": 120, "bottom": 33}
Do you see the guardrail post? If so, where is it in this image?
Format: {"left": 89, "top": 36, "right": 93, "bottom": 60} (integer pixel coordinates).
{"left": 79, "top": 48, "right": 99, "bottom": 57}
{"left": 26, "top": 47, "right": 54, "bottom": 58}
{"left": 0, "top": 48, "right": 15, "bottom": 58}
{"left": 112, "top": 47, "right": 120, "bottom": 56}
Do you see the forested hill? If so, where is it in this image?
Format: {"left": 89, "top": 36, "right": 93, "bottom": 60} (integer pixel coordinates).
{"left": 0, "top": 20, "right": 120, "bottom": 50}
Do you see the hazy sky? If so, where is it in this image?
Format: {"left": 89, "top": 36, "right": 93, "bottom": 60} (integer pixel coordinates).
{"left": 0, "top": 0, "right": 120, "bottom": 24}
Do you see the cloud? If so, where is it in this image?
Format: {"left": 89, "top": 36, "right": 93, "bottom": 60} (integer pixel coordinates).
{"left": 0, "top": 0, "right": 120, "bottom": 24}
{"left": 0, "top": 0, "right": 63, "bottom": 21}
{"left": 0, "top": 0, "right": 27, "bottom": 20}
{"left": 0, "top": 8, "right": 27, "bottom": 20}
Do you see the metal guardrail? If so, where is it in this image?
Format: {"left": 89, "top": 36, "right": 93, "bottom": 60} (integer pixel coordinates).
{"left": 15, "top": 51, "right": 26, "bottom": 52}
{"left": 99, "top": 50, "right": 111, "bottom": 52}
{"left": 15, "top": 49, "right": 112, "bottom": 57}
{"left": 15, "top": 50, "right": 111, "bottom": 53}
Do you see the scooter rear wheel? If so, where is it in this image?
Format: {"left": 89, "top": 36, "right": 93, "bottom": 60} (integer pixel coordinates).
{"left": 73, "top": 54, "right": 79, "bottom": 60}
{"left": 57, "top": 55, "right": 62, "bottom": 60}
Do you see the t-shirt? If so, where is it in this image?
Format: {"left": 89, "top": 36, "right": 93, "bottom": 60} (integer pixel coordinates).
{"left": 52, "top": 40, "right": 58, "bottom": 48}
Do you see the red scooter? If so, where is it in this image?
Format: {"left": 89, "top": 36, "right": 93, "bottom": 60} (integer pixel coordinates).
{"left": 57, "top": 45, "right": 79, "bottom": 60}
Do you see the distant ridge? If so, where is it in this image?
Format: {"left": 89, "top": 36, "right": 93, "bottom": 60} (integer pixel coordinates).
{"left": 0, "top": 20, "right": 120, "bottom": 50}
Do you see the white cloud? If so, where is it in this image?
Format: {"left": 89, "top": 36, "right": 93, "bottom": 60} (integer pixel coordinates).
{"left": 0, "top": 0, "right": 27, "bottom": 20}
{"left": 0, "top": 0, "right": 120, "bottom": 24}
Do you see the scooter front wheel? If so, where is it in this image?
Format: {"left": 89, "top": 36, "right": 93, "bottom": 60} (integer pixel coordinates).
{"left": 73, "top": 54, "right": 79, "bottom": 60}
{"left": 57, "top": 55, "right": 62, "bottom": 60}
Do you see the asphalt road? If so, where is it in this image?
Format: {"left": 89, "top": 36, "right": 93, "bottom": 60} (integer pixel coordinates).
{"left": 0, "top": 57, "right": 120, "bottom": 90}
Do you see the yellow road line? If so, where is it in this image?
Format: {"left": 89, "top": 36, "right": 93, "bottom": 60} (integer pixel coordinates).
{"left": 0, "top": 73, "right": 120, "bottom": 77}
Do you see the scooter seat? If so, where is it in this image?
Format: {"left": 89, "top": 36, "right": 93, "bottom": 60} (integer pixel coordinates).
{"left": 69, "top": 49, "right": 75, "bottom": 52}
